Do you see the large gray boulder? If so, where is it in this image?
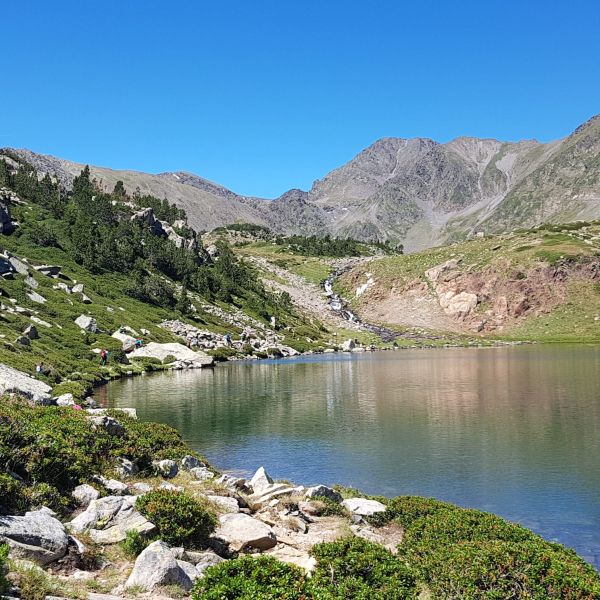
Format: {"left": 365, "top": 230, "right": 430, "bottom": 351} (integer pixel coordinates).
{"left": 0, "top": 363, "right": 52, "bottom": 404}
{"left": 305, "top": 485, "right": 343, "bottom": 503}
{"left": 249, "top": 466, "right": 274, "bottom": 493}
{"left": 129, "top": 342, "right": 213, "bottom": 368}
{"left": 74, "top": 314, "right": 98, "bottom": 333}
{"left": 341, "top": 498, "right": 387, "bottom": 516}
{"left": 153, "top": 459, "right": 178, "bottom": 479}
{"left": 213, "top": 513, "right": 277, "bottom": 554}
{"left": 68, "top": 495, "right": 155, "bottom": 544}
{"left": 0, "top": 509, "right": 69, "bottom": 565}
{"left": 124, "top": 540, "right": 194, "bottom": 591}
{"left": 71, "top": 484, "right": 100, "bottom": 508}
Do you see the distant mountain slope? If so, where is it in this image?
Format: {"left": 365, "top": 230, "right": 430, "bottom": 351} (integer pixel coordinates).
{"left": 5, "top": 114, "right": 600, "bottom": 250}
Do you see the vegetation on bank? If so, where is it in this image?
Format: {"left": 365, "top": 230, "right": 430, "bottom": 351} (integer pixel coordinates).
{"left": 0, "top": 397, "right": 598, "bottom": 598}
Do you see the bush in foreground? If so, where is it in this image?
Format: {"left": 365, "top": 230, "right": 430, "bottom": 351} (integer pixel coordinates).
{"left": 136, "top": 490, "right": 217, "bottom": 548}
{"left": 367, "top": 494, "right": 454, "bottom": 528}
{"left": 191, "top": 555, "right": 306, "bottom": 600}
{"left": 0, "top": 543, "right": 9, "bottom": 595}
{"left": 308, "top": 537, "right": 417, "bottom": 599}
{"left": 422, "top": 539, "right": 600, "bottom": 599}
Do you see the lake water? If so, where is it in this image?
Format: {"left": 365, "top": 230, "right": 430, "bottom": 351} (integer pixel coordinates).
{"left": 100, "top": 345, "right": 600, "bottom": 568}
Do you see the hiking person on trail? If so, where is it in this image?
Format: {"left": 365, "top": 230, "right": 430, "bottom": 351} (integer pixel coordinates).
{"left": 224, "top": 333, "right": 232, "bottom": 347}
{"left": 135, "top": 339, "right": 143, "bottom": 348}
{"left": 100, "top": 349, "right": 108, "bottom": 366}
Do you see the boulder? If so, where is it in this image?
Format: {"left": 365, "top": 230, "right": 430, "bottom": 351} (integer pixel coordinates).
{"left": 0, "top": 257, "right": 14, "bottom": 276}
{"left": 131, "top": 482, "right": 152, "bottom": 495}
{"left": 153, "top": 459, "right": 178, "bottom": 479}
{"left": 207, "top": 495, "right": 239, "bottom": 513}
{"left": 15, "top": 335, "right": 30, "bottom": 346}
{"left": 159, "top": 481, "right": 184, "bottom": 492}
{"left": 86, "top": 407, "right": 137, "bottom": 419}
{"left": 305, "top": 485, "right": 343, "bottom": 503}
{"left": 71, "top": 283, "right": 84, "bottom": 294}
{"left": 0, "top": 363, "right": 52, "bottom": 404}
{"left": 190, "top": 467, "right": 214, "bottom": 481}
{"left": 56, "top": 393, "right": 75, "bottom": 406}
{"left": 128, "top": 342, "right": 214, "bottom": 368}
{"left": 34, "top": 264, "right": 61, "bottom": 277}
{"left": 93, "top": 475, "right": 129, "bottom": 495}
{"left": 71, "top": 484, "right": 100, "bottom": 508}
{"left": 212, "top": 513, "right": 277, "bottom": 554}
{"left": 124, "top": 540, "right": 194, "bottom": 591}
{"left": 74, "top": 314, "right": 98, "bottom": 332}
{"left": 184, "top": 549, "right": 224, "bottom": 575}
{"left": 26, "top": 291, "right": 46, "bottom": 304}
{"left": 181, "top": 455, "right": 205, "bottom": 471}
{"left": 24, "top": 275, "right": 38, "bottom": 289}
{"left": 111, "top": 331, "right": 137, "bottom": 349}
{"left": 249, "top": 466, "right": 274, "bottom": 494}
{"left": 8, "top": 256, "right": 29, "bottom": 275}
{"left": 0, "top": 202, "right": 16, "bottom": 235}
{"left": 80, "top": 293, "right": 92, "bottom": 304}
{"left": 115, "top": 457, "right": 139, "bottom": 478}
{"left": 89, "top": 415, "right": 125, "bottom": 437}
{"left": 341, "top": 339, "right": 355, "bottom": 352}
{"left": 23, "top": 325, "right": 39, "bottom": 340}
{"left": 341, "top": 498, "right": 387, "bottom": 516}
{"left": 0, "top": 509, "right": 69, "bottom": 565}
{"left": 68, "top": 495, "right": 155, "bottom": 544}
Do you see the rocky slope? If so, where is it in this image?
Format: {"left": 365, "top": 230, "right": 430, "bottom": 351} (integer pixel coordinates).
{"left": 4, "top": 113, "right": 600, "bottom": 251}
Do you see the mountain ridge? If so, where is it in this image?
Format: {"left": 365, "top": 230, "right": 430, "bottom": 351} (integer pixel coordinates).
{"left": 4, "top": 113, "right": 599, "bottom": 250}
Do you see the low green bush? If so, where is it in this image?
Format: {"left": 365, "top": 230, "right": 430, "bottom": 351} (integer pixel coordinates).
{"left": 136, "top": 490, "right": 217, "bottom": 548}
{"left": 208, "top": 347, "right": 238, "bottom": 362}
{"left": 0, "top": 471, "right": 27, "bottom": 513}
{"left": 422, "top": 539, "right": 600, "bottom": 599}
{"left": 119, "top": 529, "right": 150, "bottom": 558}
{"left": 400, "top": 507, "right": 536, "bottom": 563}
{"left": 368, "top": 495, "right": 454, "bottom": 527}
{"left": 0, "top": 543, "right": 9, "bottom": 595}
{"left": 308, "top": 537, "right": 417, "bottom": 599}
{"left": 130, "top": 356, "right": 163, "bottom": 371}
{"left": 310, "top": 495, "right": 348, "bottom": 517}
{"left": 191, "top": 555, "right": 306, "bottom": 600}
{"left": 162, "top": 354, "right": 177, "bottom": 364}
{"left": 51, "top": 380, "right": 87, "bottom": 400}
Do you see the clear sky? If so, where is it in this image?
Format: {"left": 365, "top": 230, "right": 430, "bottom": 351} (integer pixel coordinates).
{"left": 3, "top": 0, "right": 600, "bottom": 198}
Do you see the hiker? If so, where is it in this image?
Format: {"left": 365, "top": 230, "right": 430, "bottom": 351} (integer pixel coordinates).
{"left": 35, "top": 362, "right": 48, "bottom": 375}
{"left": 135, "top": 339, "right": 143, "bottom": 348}
{"left": 100, "top": 349, "right": 108, "bottom": 366}
{"left": 224, "top": 333, "right": 232, "bottom": 347}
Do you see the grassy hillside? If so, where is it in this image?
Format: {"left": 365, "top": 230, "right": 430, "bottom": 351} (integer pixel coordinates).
{"left": 340, "top": 222, "right": 600, "bottom": 343}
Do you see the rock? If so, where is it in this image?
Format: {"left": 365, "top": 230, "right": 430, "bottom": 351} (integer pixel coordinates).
{"left": 153, "top": 459, "right": 178, "bottom": 479}
{"left": 125, "top": 540, "right": 194, "bottom": 591}
{"left": 298, "top": 500, "right": 326, "bottom": 516}
{"left": 26, "top": 290, "right": 46, "bottom": 303}
{"left": 15, "top": 335, "right": 30, "bottom": 346}
{"left": 265, "top": 545, "right": 317, "bottom": 573}
{"left": 56, "top": 393, "right": 75, "bottom": 406}
{"left": 129, "top": 342, "right": 214, "bottom": 368}
{"left": 54, "top": 282, "right": 71, "bottom": 294}
{"left": 86, "top": 407, "right": 137, "bottom": 419}
{"left": 74, "top": 314, "right": 98, "bottom": 332}
{"left": 216, "top": 474, "right": 248, "bottom": 492}
{"left": 0, "top": 257, "right": 13, "bottom": 277}
{"left": 207, "top": 495, "right": 239, "bottom": 513}
{"left": 93, "top": 476, "right": 130, "bottom": 496}
{"left": 80, "top": 293, "right": 92, "bottom": 304}
{"left": 111, "top": 331, "right": 137, "bottom": 349}
{"left": 190, "top": 466, "right": 214, "bottom": 481}
{"left": 159, "top": 481, "right": 184, "bottom": 492}
{"left": 30, "top": 315, "right": 52, "bottom": 328}
{"left": 22, "top": 325, "right": 39, "bottom": 340}
{"left": 212, "top": 513, "right": 277, "bottom": 554}
{"left": 439, "top": 291, "right": 478, "bottom": 318}
{"left": 89, "top": 415, "right": 125, "bottom": 437}
{"left": 115, "top": 457, "right": 139, "bottom": 478}
{"left": 183, "top": 549, "right": 224, "bottom": 574}
{"left": 24, "top": 275, "right": 38, "bottom": 289}
{"left": 176, "top": 558, "right": 199, "bottom": 584}
{"left": 131, "top": 482, "right": 152, "bottom": 494}
{"left": 305, "top": 485, "right": 343, "bottom": 503}
{"left": 0, "top": 363, "right": 52, "bottom": 404}
{"left": 181, "top": 455, "right": 205, "bottom": 471}
{"left": 71, "top": 283, "right": 84, "bottom": 293}
{"left": 72, "top": 484, "right": 100, "bottom": 508}
{"left": 0, "top": 509, "right": 69, "bottom": 565}
{"left": 6, "top": 256, "right": 27, "bottom": 276}
{"left": 341, "top": 498, "right": 387, "bottom": 516}
{"left": 341, "top": 339, "right": 355, "bottom": 352}
{"left": 249, "top": 466, "right": 274, "bottom": 493}
{"left": 68, "top": 495, "right": 155, "bottom": 544}
{"left": 34, "top": 264, "right": 61, "bottom": 277}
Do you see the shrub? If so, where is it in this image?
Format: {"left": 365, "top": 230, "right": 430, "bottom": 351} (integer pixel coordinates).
{"left": 120, "top": 529, "right": 150, "bottom": 558}
{"left": 0, "top": 471, "right": 26, "bottom": 514}
{"left": 136, "top": 490, "right": 217, "bottom": 548}
{"left": 422, "top": 539, "right": 600, "bottom": 599}
{"left": 51, "top": 380, "right": 87, "bottom": 400}
{"left": 191, "top": 555, "right": 306, "bottom": 600}
{"left": 0, "top": 543, "right": 9, "bottom": 595}
{"left": 368, "top": 495, "right": 454, "bottom": 528}
{"left": 130, "top": 356, "right": 163, "bottom": 371}
{"left": 162, "top": 354, "right": 177, "bottom": 364}
{"left": 208, "top": 347, "right": 238, "bottom": 362}
{"left": 308, "top": 537, "right": 417, "bottom": 599}
{"left": 310, "top": 495, "right": 348, "bottom": 517}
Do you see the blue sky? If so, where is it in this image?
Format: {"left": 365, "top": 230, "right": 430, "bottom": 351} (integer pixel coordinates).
{"left": 3, "top": 0, "right": 599, "bottom": 197}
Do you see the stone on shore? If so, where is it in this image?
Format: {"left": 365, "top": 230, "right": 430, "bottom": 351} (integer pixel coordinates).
{"left": 212, "top": 513, "right": 277, "bottom": 554}
{"left": 249, "top": 466, "right": 274, "bottom": 493}
{"left": 124, "top": 540, "right": 195, "bottom": 591}
{"left": 305, "top": 485, "right": 343, "bottom": 503}
{"left": 71, "top": 484, "right": 100, "bottom": 508}
{"left": 341, "top": 497, "right": 387, "bottom": 516}
{"left": 181, "top": 455, "right": 205, "bottom": 471}
{"left": 153, "top": 459, "right": 178, "bottom": 479}
{"left": 128, "top": 342, "right": 214, "bottom": 368}
{"left": 68, "top": 495, "right": 155, "bottom": 544}
{"left": 190, "top": 466, "right": 214, "bottom": 481}
{"left": 0, "top": 509, "right": 69, "bottom": 565}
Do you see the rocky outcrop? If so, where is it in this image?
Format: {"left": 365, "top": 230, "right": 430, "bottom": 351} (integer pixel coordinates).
{"left": 0, "top": 363, "right": 52, "bottom": 404}
{"left": 68, "top": 495, "right": 155, "bottom": 544}
{"left": 128, "top": 342, "right": 213, "bottom": 368}
{"left": 0, "top": 509, "right": 69, "bottom": 565}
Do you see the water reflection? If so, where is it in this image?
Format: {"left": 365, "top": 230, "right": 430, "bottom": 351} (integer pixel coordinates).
{"left": 102, "top": 346, "right": 600, "bottom": 567}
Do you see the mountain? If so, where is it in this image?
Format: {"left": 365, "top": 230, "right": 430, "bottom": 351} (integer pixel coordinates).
{"left": 5, "top": 114, "right": 600, "bottom": 250}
